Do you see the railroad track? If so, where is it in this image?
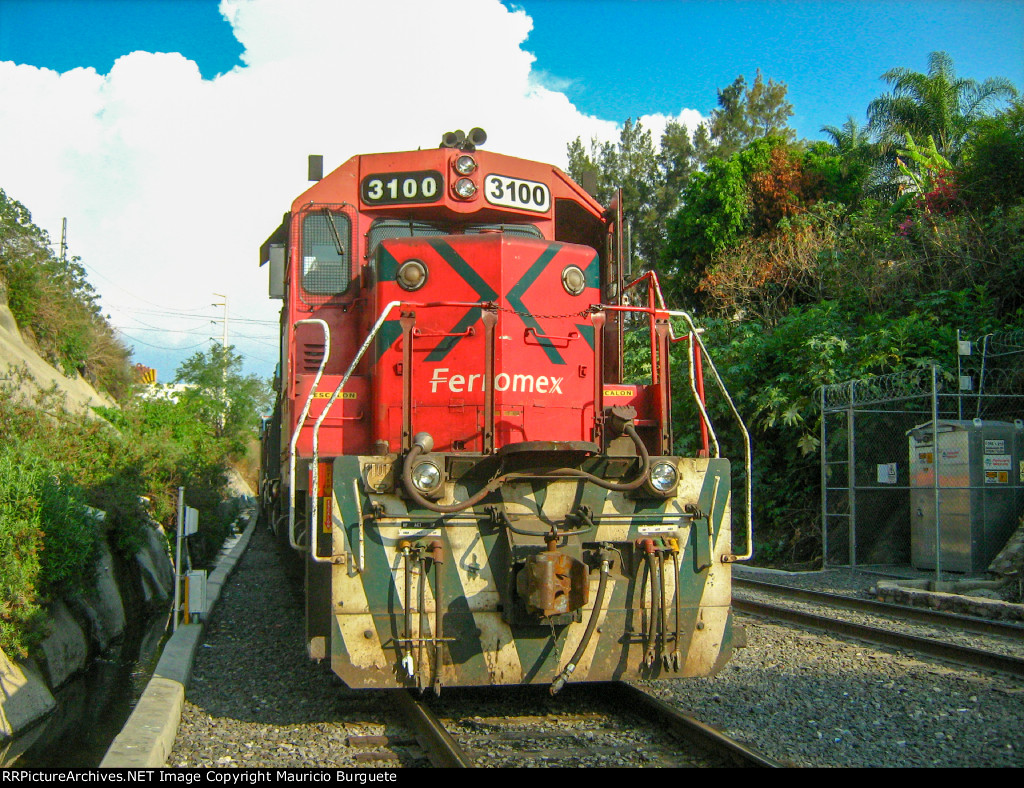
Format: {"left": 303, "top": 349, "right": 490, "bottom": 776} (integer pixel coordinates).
{"left": 733, "top": 578, "right": 1024, "bottom": 678}
{"left": 387, "top": 683, "right": 780, "bottom": 768}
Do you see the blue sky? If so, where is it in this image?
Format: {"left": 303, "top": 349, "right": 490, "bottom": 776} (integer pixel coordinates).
{"left": 0, "top": 0, "right": 1020, "bottom": 379}
{"left": 516, "top": 0, "right": 1024, "bottom": 139}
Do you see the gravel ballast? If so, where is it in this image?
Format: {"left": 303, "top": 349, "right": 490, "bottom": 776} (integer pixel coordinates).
{"left": 170, "top": 526, "right": 1024, "bottom": 767}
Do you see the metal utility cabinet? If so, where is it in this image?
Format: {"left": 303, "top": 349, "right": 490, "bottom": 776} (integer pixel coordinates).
{"left": 908, "top": 419, "right": 1024, "bottom": 572}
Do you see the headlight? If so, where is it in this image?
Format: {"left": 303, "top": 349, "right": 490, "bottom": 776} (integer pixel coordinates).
{"left": 397, "top": 259, "right": 428, "bottom": 291}
{"left": 650, "top": 462, "right": 678, "bottom": 493}
{"left": 454, "top": 178, "right": 477, "bottom": 198}
{"left": 411, "top": 461, "right": 442, "bottom": 493}
{"left": 562, "top": 265, "right": 586, "bottom": 295}
{"left": 455, "top": 155, "right": 477, "bottom": 175}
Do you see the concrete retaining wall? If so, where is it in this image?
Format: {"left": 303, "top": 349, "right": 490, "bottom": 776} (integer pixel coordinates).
{"left": 100, "top": 512, "right": 257, "bottom": 768}
{"left": 0, "top": 520, "right": 175, "bottom": 761}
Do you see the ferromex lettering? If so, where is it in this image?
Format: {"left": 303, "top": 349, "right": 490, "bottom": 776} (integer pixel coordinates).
{"left": 430, "top": 367, "right": 563, "bottom": 394}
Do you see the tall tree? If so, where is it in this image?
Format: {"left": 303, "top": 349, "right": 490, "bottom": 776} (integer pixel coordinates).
{"left": 567, "top": 119, "right": 666, "bottom": 273}
{"left": 867, "top": 51, "right": 1017, "bottom": 163}
{"left": 698, "top": 70, "right": 796, "bottom": 165}
{"left": 175, "top": 344, "right": 271, "bottom": 456}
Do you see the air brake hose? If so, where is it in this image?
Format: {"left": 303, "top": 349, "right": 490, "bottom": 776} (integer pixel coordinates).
{"left": 431, "top": 540, "right": 444, "bottom": 696}
{"left": 671, "top": 549, "right": 682, "bottom": 671}
{"left": 658, "top": 549, "right": 668, "bottom": 667}
{"left": 639, "top": 539, "right": 660, "bottom": 668}
{"left": 401, "top": 424, "right": 651, "bottom": 514}
{"left": 400, "top": 542, "right": 414, "bottom": 678}
{"left": 550, "top": 559, "right": 611, "bottom": 695}
{"left": 417, "top": 553, "right": 428, "bottom": 691}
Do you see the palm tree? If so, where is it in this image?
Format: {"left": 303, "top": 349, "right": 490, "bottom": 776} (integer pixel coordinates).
{"left": 820, "top": 116, "right": 883, "bottom": 202}
{"left": 867, "top": 51, "right": 1017, "bottom": 163}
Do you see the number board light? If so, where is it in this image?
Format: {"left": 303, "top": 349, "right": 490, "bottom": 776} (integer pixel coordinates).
{"left": 484, "top": 174, "right": 551, "bottom": 213}
{"left": 361, "top": 171, "right": 443, "bottom": 206}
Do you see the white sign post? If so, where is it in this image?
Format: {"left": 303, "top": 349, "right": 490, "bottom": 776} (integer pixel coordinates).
{"left": 173, "top": 489, "right": 200, "bottom": 631}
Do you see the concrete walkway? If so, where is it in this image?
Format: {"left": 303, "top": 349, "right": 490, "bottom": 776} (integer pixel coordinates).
{"left": 100, "top": 515, "right": 258, "bottom": 768}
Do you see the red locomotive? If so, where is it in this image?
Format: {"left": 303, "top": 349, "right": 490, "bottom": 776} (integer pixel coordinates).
{"left": 259, "top": 128, "right": 750, "bottom": 692}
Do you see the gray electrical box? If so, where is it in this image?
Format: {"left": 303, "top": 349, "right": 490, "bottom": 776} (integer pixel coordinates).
{"left": 908, "top": 419, "right": 1024, "bottom": 572}
{"left": 186, "top": 570, "right": 208, "bottom": 616}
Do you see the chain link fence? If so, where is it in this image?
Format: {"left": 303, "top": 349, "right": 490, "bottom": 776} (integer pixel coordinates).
{"left": 821, "top": 329, "right": 1024, "bottom": 575}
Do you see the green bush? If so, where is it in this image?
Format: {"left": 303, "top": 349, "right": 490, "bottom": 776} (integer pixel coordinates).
{"left": 0, "top": 446, "right": 99, "bottom": 657}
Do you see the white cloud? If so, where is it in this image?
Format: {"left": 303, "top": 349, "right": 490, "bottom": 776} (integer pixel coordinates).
{"left": 0, "top": 0, "right": 702, "bottom": 378}
{"left": 638, "top": 108, "right": 707, "bottom": 144}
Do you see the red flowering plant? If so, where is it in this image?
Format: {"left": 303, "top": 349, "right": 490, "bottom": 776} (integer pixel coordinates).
{"left": 894, "top": 133, "right": 961, "bottom": 236}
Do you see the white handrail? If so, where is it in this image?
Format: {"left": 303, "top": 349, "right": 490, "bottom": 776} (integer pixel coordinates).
{"left": 308, "top": 301, "right": 404, "bottom": 563}
{"left": 287, "top": 319, "right": 330, "bottom": 551}
{"left": 662, "top": 308, "right": 753, "bottom": 562}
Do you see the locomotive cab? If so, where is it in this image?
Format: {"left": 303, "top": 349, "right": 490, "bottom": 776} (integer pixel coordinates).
{"left": 259, "top": 130, "right": 750, "bottom": 692}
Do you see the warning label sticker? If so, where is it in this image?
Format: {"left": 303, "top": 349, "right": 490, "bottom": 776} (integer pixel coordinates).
{"left": 985, "top": 439, "right": 1006, "bottom": 454}
{"left": 983, "top": 455, "right": 1012, "bottom": 471}
{"left": 986, "top": 471, "right": 1010, "bottom": 484}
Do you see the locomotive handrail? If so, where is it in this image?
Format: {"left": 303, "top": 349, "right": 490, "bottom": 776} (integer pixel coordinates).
{"left": 623, "top": 270, "right": 711, "bottom": 454}
{"left": 304, "top": 298, "right": 752, "bottom": 563}
{"left": 309, "top": 300, "right": 403, "bottom": 563}
{"left": 288, "top": 319, "right": 330, "bottom": 552}
{"left": 600, "top": 304, "right": 753, "bottom": 563}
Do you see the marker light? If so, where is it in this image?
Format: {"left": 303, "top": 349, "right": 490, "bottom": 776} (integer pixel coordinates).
{"left": 562, "top": 265, "right": 586, "bottom": 296}
{"left": 455, "top": 155, "right": 477, "bottom": 175}
{"left": 454, "top": 178, "right": 477, "bottom": 199}
{"left": 412, "top": 461, "right": 442, "bottom": 493}
{"left": 397, "top": 259, "right": 428, "bottom": 291}
{"left": 650, "top": 462, "right": 679, "bottom": 493}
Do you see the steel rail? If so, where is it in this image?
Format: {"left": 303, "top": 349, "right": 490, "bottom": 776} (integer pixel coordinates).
{"left": 734, "top": 577, "right": 1024, "bottom": 639}
{"left": 733, "top": 597, "right": 1024, "bottom": 678}
{"left": 610, "top": 683, "right": 781, "bottom": 768}
{"left": 390, "top": 689, "right": 475, "bottom": 768}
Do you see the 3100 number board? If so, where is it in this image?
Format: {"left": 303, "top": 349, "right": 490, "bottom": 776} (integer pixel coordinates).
{"left": 361, "top": 171, "right": 443, "bottom": 205}
{"left": 484, "top": 174, "right": 551, "bottom": 213}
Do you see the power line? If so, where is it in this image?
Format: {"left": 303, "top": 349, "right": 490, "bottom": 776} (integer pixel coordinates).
{"left": 116, "top": 331, "right": 213, "bottom": 351}
{"left": 113, "top": 304, "right": 278, "bottom": 324}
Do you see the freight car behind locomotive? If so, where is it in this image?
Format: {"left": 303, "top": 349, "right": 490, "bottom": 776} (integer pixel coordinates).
{"left": 258, "top": 128, "right": 751, "bottom": 693}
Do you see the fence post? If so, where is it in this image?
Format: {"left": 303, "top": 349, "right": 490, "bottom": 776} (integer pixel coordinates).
{"left": 173, "top": 486, "right": 184, "bottom": 631}
{"left": 931, "top": 365, "right": 942, "bottom": 582}
{"left": 847, "top": 381, "right": 857, "bottom": 568}
{"left": 820, "top": 385, "right": 828, "bottom": 569}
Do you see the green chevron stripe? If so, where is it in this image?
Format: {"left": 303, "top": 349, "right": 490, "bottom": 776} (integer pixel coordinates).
{"left": 506, "top": 243, "right": 566, "bottom": 365}
{"left": 414, "top": 239, "right": 499, "bottom": 363}
{"left": 429, "top": 239, "right": 500, "bottom": 302}
{"left": 435, "top": 485, "right": 488, "bottom": 676}
{"left": 373, "top": 319, "right": 403, "bottom": 364}
{"left": 574, "top": 322, "right": 595, "bottom": 350}
{"left": 424, "top": 307, "right": 482, "bottom": 362}
{"left": 582, "top": 251, "right": 600, "bottom": 288}
{"left": 377, "top": 245, "right": 400, "bottom": 281}
{"left": 699, "top": 459, "right": 729, "bottom": 544}
{"left": 335, "top": 457, "right": 401, "bottom": 657}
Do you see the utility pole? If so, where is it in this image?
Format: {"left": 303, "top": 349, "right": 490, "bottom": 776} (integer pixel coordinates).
{"left": 211, "top": 293, "right": 229, "bottom": 433}
{"left": 211, "top": 293, "right": 228, "bottom": 348}
{"left": 60, "top": 218, "right": 67, "bottom": 262}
